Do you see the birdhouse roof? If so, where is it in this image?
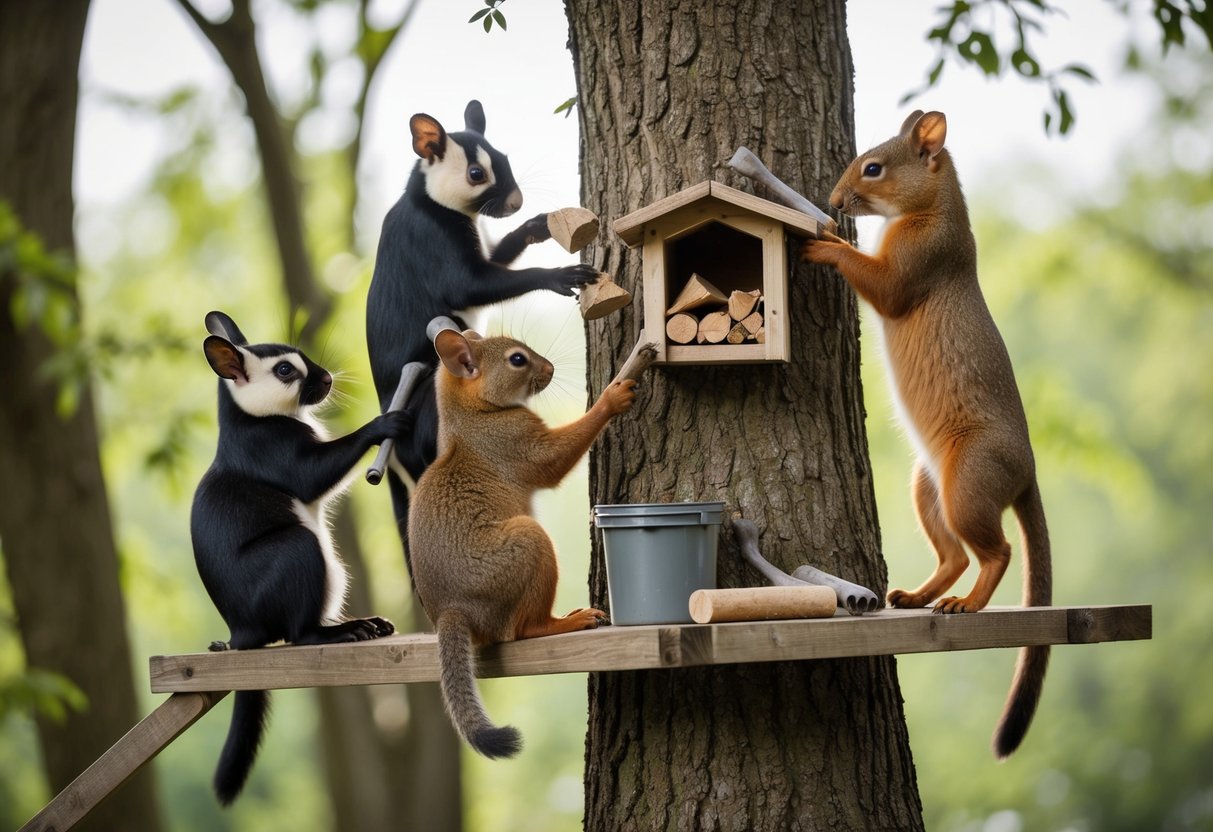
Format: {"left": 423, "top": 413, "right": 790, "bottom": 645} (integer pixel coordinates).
{"left": 612, "top": 180, "right": 823, "bottom": 248}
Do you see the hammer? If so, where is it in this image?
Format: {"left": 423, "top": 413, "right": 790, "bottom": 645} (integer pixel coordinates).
{"left": 727, "top": 147, "right": 842, "bottom": 239}
{"left": 365, "top": 315, "right": 462, "bottom": 486}
{"left": 732, "top": 518, "right": 880, "bottom": 615}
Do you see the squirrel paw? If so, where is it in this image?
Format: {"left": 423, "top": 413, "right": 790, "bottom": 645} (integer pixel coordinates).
{"left": 550, "top": 263, "right": 598, "bottom": 295}
{"left": 886, "top": 588, "right": 930, "bottom": 609}
{"left": 801, "top": 234, "right": 850, "bottom": 265}
{"left": 602, "top": 378, "right": 637, "bottom": 415}
{"left": 931, "top": 596, "right": 984, "bottom": 615}
{"left": 345, "top": 616, "right": 396, "bottom": 640}
{"left": 562, "top": 607, "right": 609, "bottom": 630}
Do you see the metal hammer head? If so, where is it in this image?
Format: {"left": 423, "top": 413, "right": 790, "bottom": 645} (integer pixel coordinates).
{"left": 426, "top": 315, "right": 462, "bottom": 344}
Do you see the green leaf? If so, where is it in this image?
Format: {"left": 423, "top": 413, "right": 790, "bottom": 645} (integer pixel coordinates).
{"left": 553, "top": 96, "right": 577, "bottom": 117}
{"left": 469, "top": 8, "right": 490, "bottom": 23}
{"left": 483, "top": 13, "right": 492, "bottom": 32}
{"left": 492, "top": 10, "right": 506, "bottom": 30}
{"left": 1011, "top": 48, "right": 1041, "bottom": 78}
{"left": 0, "top": 668, "right": 88, "bottom": 723}
{"left": 958, "top": 31, "right": 1000, "bottom": 75}
{"left": 927, "top": 57, "right": 946, "bottom": 86}
{"left": 1062, "top": 63, "right": 1097, "bottom": 82}
{"left": 1057, "top": 89, "right": 1075, "bottom": 134}
{"left": 1154, "top": 0, "right": 1186, "bottom": 49}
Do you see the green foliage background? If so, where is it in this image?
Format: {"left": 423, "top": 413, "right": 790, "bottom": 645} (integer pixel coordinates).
{"left": 2, "top": 14, "right": 1211, "bottom": 832}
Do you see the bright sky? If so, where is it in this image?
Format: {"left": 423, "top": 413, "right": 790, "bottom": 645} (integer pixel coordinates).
{"left": 76, "top": 0, "right": 1168, "bottom": 262}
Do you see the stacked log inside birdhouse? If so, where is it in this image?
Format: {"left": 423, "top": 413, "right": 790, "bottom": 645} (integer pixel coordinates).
{"left": 665, "top": 274, "right": 765, "bottom": 346}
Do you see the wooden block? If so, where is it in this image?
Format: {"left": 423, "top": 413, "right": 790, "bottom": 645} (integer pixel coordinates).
{"left": 728, "top": 289, "right": 761, "bottom": 321}
{"left": 579, "top": 273, "right": 632, "bottom": 320}
{"left": 666, "top": 272, "right": 727, "bottom": 316}
{"left": 665, "top": 313, "right": 699, "bottom": 344}
{"left": 689, "top": 586, "right": 840, "bottom": 624}
{"left": 726, "top": 322, "right": 748, "bottom": 345}
{"left": 548, "top": 207, "right": 600, "bottom": 253}
{"left": 740, "top": 311, "right": 763, "bottom": 337}
{"left": 698, "top": 310, "right": 732, "bottom": 344}
{"left": 755, "top": 326, "right": 765, "bottom": 344}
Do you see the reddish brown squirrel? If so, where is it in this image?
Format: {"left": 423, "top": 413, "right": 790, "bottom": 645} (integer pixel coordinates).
{"left": 408, "top": 328, "right": 636, "bottom": 758}
{"left": 802, "top": 110, "right": 1051, "bottom": 758}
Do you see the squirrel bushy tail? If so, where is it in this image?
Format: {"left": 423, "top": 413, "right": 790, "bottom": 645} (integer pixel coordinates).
{"left": 214, "top": 690, "right": 270, "bottom": 805}
{"left": 437, "top": 611, "right": 522, "bottom": 759}
{"left": 993, "top": 481, "right": 1052, "bottom": 759}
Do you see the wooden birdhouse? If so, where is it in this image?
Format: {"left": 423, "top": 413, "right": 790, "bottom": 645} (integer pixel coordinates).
{"left": 613, "top": 180, "right": 825, "bottom": 365}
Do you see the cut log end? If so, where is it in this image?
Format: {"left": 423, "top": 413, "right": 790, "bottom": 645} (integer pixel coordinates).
{"left": 548, "top": 207, "right": 600, "bottom": 253}
{"left": 580, "top": 273, "right": 632, "bottom": 320}
{"left": 665, "top": 313, "right": 699, "bottom": 344}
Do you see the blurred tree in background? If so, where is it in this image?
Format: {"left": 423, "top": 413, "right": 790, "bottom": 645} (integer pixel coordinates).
{"left": 0, "top": 2, "right": 165, "bottom": 830}
{"left": 1, "top": 2, "right": 1211, "bottom": 831}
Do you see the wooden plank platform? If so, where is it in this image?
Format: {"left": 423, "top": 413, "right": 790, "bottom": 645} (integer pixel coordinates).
{"left": 150, "top": 604, "right": 1151, "bottom": 694}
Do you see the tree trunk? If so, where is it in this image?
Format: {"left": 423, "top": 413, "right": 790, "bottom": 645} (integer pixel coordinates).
{"left": 566, "top": 1, "right": 924, "bottom": 829}
{"left": 0, "top": 3, "right": 165, "bottom": 831}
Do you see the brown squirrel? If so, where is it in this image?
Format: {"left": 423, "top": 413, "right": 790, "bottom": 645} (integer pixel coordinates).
{"left": 407, "top": 327, "right": 636, "bottom": 758}
{"left": 802, "top": 110, "right": 1051, "bottom": 758}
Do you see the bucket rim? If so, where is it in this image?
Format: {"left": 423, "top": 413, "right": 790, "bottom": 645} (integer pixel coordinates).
{"left": 593, "top": 501, "right": 726, "bottom": 515}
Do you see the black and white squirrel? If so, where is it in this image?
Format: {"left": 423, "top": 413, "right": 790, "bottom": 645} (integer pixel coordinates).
{"left": 365, "top": 99, "right": 596, "bottom": 573}
{"left": 190, "top": 311, "right": 407, "bottom": 805}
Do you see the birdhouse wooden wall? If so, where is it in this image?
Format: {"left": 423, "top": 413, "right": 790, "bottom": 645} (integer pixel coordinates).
{"left": 613, "top": 181, "right": 822, "bottom": 365}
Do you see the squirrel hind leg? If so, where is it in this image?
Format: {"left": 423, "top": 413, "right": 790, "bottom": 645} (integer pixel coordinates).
{"left": 934, "top": 485, "right": 1014, "bottom": 615}
{"left": 888, "top": 464, "right": 970, "bottom": 609}
{"left": 518, "top": 608, "right": 608, "bottom": 639}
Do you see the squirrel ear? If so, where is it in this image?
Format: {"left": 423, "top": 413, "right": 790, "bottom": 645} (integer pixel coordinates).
{"left": 899, "top": 110, "right": 926, "bottom": 136}
{"left": 435, "top": 329, "right": 479, "bottom": 379}
{"left": 464, "top": 100, "right": 486, "bottom": 134}
{"left": 204, "top": 336, "right": 248, "bottom": 384}
{"left": 411, "top": 113, "right": 446, "bottom": 161}
{"left": 204, "top": 311, "right": 248, "bottom": 346}
{"left": 461, "top": 329, "right": 484, "bottom": 342}
{"left": 913, "top": 112, "right": 947, "bottom": 162}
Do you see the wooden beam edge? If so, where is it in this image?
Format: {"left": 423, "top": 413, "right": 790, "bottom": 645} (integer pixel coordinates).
{"left": 149, "top": 605, "right": 1151, "bottom": 694}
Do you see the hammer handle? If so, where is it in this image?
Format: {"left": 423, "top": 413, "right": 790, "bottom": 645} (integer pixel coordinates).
{"left": 366, "top": 362, "right": 427, "bottom": 485}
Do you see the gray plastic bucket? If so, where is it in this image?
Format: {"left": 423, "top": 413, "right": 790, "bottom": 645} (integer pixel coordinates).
{"left": 593, "top": 502, "right": 724, "bottom": 625}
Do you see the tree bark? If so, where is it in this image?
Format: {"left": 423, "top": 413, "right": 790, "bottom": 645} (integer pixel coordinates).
{"left": 0, "top": 3, "right": 165, "bottom": 830}
{"left": 566, "top": 1, "right": 924, "bottom": 829}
